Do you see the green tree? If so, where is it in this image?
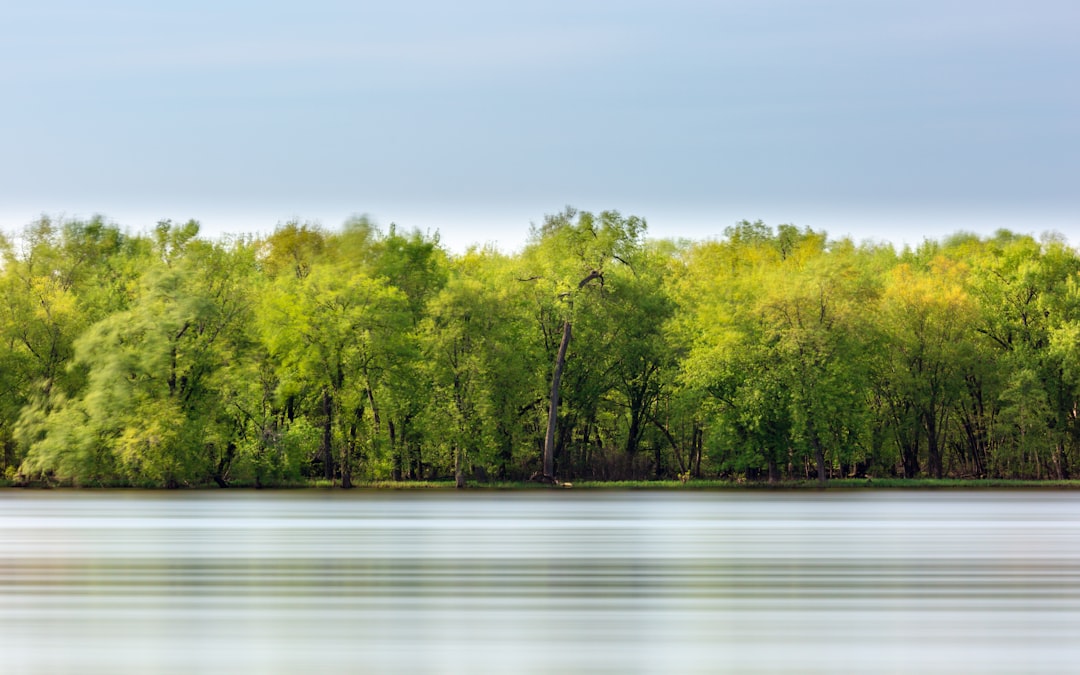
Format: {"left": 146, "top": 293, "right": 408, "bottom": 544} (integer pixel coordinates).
{"left": 369, "top": 223, "right": 449, "bottom": 480}
{"left": 966, "top": 232, "right": 1080, "bottom": 478}
{"left": 755, "top": 234, "right": 876, "bottom": 484}
{"left": 261, "top": 250, "right": 409, "bottom": 487}
{"left": 594, "top": 243, "right": 678, "bottom": 477}
{"left": 522, "top": 208, "right": 645, "bottom": 481}
{"left": 0, "top": 216, "right": 147, "bottom": 476}
{"left": 874, "top": 258, "right": 977, "bottom": 478}
{"left": 19, "top": 225, "right": 259, "bottom": 486}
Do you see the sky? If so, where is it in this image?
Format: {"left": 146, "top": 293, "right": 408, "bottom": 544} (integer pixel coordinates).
{"left": 2, "top": 0, "right": 1077, "bottom": 252}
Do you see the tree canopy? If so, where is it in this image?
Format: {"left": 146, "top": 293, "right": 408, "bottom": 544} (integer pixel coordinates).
{"left": 4, "top": 213, "right": 1080, "bottom": 487}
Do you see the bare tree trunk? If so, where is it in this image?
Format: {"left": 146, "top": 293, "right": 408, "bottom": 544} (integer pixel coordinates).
{"left": 544, "top": 320, "right": 572, "bottom": 479}
{"left": 542, "top": 270, "right": 602, "bottom": 481}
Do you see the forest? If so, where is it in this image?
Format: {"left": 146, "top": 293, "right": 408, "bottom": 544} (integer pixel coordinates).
{"left": 1, "top": 209, "right": 1079, "bottom": 487}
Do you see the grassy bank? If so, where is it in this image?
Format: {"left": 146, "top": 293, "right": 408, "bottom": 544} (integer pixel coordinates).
{"left": 557, "top": 478, "right": 1080, "bottom": 490}
{"left": 373, "top": 477, "right": 1080, "bottom": 490}
{"left": 6, "top": 477, "right": 1080, "bottom": 490}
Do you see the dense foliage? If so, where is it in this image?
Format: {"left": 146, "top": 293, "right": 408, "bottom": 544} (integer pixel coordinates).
{"left": 3, "top": 211, "right": 1079, "bottom": 486}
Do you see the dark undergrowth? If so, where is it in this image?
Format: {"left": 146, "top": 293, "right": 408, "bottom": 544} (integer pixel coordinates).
{"left": 6, "top": 477, "right": 1080, "bottom": 490}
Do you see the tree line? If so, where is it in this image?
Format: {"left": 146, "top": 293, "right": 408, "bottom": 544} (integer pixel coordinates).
{"left": 1, "top": 210, "right": 1078, "bottom": 487}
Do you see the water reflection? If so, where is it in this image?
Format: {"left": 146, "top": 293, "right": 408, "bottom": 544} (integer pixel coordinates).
{"left": 2, "top": 491, "right": 1079, "bottom": 673}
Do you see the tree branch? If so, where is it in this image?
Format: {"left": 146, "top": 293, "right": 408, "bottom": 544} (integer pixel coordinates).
{"left": 578, "top": 270, "right": 602, "bottom": 289}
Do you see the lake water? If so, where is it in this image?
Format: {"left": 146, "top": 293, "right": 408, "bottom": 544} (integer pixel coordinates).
{"left": 2, "top": 490, "right": 1079, "bottom": 674}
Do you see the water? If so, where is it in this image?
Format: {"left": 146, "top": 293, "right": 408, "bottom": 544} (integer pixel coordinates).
{"left": 2, "top": 490, "right": 1079, "bottom": 674}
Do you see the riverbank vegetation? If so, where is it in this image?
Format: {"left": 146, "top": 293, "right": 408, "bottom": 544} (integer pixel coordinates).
{"left": 3, "top": 210, "right": 1080, "bottom": 488}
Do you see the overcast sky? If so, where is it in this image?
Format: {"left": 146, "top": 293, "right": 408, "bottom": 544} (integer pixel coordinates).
{"left": 2, "top": 0, "right": 1077, "bottom": 251}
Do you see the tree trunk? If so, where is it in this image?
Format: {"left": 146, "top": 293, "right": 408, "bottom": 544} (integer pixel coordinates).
{"left": 804, "top": 412, "right": 827, "bottom": 485}
{"left": 624, "top": 374, "right": 652, "bottom": 457}
{"left": 496, "top": 421, "right": 513, "bottom": 479}
{"left": 342, "top": 404, "right": 363, "bottom": 490}
{"left": 390, "top": 419, "right": 402, "bottom": 481}
{"left": 542, "top": 270, "right": 603, "bottom": 481}
{"left": 455, "top": 446, "right": 465, "bottom": 488}
{"left": 924, "top": 411, "right": 943, "bottom": 479}
{"left": 212, "top": 442, "right": 235, "bottom": 488}
{"left": 651, "top": 418, "right": 686, "bottom": 475}
{"left": 692, "top": 424, "right": 703, "bottom": 478}
{"left": 340, "top": 427, "right": 353, "bottom": 487}
{"left": 1054, "top": 440, "right": 1068, "bottom": 480}
{"left": 544, "top": 320, "right": 572, "bottom": 479}
{"left": 366, "top": 384, "right": 380, "bottom": 433}
{"left": 625, "top": 409, "right": 643, "bottom": 456}
{"left": 814, "top": 441, "right": 827, "bottom": 485}
{"left": 768, "top": 458, "right": 780, "bottom": 484}
{"left": 341, "top": 451, "right": 353, "bottom": 489}
{"left": 901, "top": 436, "right": 920, "bottom": 478}
{"left": 320, "top": 387, "right": 334, "bottom": 481}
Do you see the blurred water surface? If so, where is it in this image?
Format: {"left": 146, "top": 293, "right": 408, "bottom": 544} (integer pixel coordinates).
{"left": 2, "top": 490, "right": 1079, "bottom": 674}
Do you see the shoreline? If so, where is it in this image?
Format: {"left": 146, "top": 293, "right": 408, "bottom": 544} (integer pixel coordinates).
{"left": 5, "top": 478, "right": 1080, "bottom": 490}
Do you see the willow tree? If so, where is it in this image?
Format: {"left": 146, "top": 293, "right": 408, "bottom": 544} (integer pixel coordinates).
{"left": 18, "top": 224, "right": 257, "bottom": 487}
{"left": 0, "top": 217, "right": 146, "bottom": 472}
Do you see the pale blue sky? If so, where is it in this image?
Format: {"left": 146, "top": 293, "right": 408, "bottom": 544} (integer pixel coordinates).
{"left": 2, "top": 0, "right": 1077, "bottom": 251}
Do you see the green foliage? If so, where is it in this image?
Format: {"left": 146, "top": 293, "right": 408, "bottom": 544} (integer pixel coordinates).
{"left": 16, "top": 227, "right": 259, "bottom": 486}
{"left": 4, "top": 212, "right": 1080, "bottom": 486}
